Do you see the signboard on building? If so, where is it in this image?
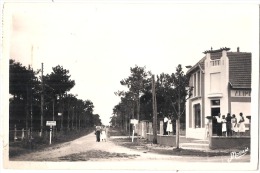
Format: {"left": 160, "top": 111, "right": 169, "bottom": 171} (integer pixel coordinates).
{"left": 46, "top": 121, "right": 56, "bottom": 126}
{"left": 231, "top": 90, "right": 251, "bottom": 97}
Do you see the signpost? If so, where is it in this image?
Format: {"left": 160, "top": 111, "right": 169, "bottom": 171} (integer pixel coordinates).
{"left": 130, "top": 119, "right": 138, "bottom": 142}
{"left": 46, "top": 121, "right": 56, "bottom": 144}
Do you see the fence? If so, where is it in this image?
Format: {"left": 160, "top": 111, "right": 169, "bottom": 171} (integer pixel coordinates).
{"left": 9, "top": 124, "right": 59, "bottom": 142}
{"left": 137, "top": 121, "right": 186, "bottom": 137}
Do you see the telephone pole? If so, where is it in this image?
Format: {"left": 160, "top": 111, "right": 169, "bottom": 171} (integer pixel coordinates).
{"left": 40, "top": 63, "right": 44, "bottom": 137}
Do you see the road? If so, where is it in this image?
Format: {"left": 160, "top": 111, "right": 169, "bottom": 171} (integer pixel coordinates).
{"left": 8, "top": 131, "right": 251, "bottom": 170}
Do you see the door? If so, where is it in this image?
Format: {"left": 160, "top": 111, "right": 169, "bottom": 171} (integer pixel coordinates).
{"left": 211, "top": 108, "right": 220, "bottom": 135}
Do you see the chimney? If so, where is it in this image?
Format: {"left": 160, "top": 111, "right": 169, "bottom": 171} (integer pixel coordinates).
{"left": 237, "top": 47, "right": 240, "bottom": 52}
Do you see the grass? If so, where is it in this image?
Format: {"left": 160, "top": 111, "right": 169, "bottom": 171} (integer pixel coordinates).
{"left": 58, "top": 150, "right": 140, "bottom": 161}
{"left": 110, "top": 138, "right": 250, "bottom": 157}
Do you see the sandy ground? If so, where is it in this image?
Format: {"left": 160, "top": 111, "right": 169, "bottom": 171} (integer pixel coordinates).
{"left": 10, "top": 131, "right": 180, "bottom": 162}
{"left": 9, "top": 130, "right": 250, "bottom": 164}
{"left": 5, "top": 130, "right": 254, "bottom": 171}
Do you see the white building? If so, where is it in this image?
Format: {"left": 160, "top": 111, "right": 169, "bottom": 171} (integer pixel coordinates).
{"left": 185, "top": 47, "right": 251, "bottom": 139}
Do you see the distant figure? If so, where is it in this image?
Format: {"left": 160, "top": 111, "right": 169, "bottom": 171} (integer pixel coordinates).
{"left": 105, "top": 125, "right": 109, "bottom": 138}
{"left": 221, "top": 115, "right": 227, "bottom": 137}
{"left": 231, "top": 114, "right": 238, "bottom": 136}
{"left": 163, "top": 115, "right": 168, "bottom": 135}
{"left": 215, "top": 113, "right": 222, "bottom": 136}
{"left": 166, "top": 116, "right": 173, "bottom": 135}
{"left": 226, "top": 113, "right": 232, "bottom": 136}
{"left": 100, "top": 126, "right": 107, "bottom": 142}
{"left": 95, "top": 125, "right": 101, "bottom": 142}
{"left": 238, "top": 112, "right": 245, "bottom": 136}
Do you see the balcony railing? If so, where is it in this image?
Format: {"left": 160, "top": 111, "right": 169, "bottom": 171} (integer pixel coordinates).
{"left": 210, "top": 60, "right": 220, "bottom": 66}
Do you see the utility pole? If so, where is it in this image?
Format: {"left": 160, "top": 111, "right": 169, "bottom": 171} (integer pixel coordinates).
{"left": 26, "top": 79, "right": 29, "bottom": 139}
{"left": 40, "top": 63, "right": 44, "bottom": 137}
{"left": 152, "top": 75, "right": 157, "bottom": 144}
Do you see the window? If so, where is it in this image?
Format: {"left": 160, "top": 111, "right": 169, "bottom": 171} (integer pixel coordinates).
{"left": 210, "top": 60, "right": 220, "bottom": 66}
{"left": 211, "top": 100, "right": 220, "bottom": 106}
{"left": 193, "top": 73, "right": 197, "bottom": 96}
{"left": 198, "top": 71, "right": 201, "bottom": 96}
{"left": 194, "top": 104, "right": 201, "bottom": 128}
{"left": 210, "top": 72, "right": 221, "bottom": 93}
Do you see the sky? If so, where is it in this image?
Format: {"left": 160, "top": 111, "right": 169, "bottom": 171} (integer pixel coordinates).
{"left": 4, "top": 1, "right": 258, "bottom": 125}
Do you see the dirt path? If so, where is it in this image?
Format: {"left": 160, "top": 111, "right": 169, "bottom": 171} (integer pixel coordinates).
{"left": 10, "top": 131, "right": 179, "bottom": 162}
{"left": 10, "top": 130, "right": 250, "bottom": 163}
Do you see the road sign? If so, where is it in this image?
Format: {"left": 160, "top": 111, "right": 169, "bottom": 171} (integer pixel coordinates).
{"left": 130, "top": 119, "right": 138, "bottom": 125}
{"left": 46, "top": 121, "right": 56, "bottom": 126}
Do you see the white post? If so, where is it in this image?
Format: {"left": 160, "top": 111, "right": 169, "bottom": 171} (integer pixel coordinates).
{"left": 14, "top": 124, "right": 17, "bottom": 142}
{"left": 22, "top": 128, "right": 25, "bottom": 140}
{"left": 49, "top": 126, "right": 52, "bottom": 145}
{"left": 132, "top": 125, "right": 135, "bottom": 142}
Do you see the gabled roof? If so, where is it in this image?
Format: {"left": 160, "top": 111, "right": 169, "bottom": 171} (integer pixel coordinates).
{"left": 186, "top": 51, "right": 251, "bottom": 89}
{"left": 228, "top": 52, "right": 251, "bottom": 89}
{"left": 186, "top": 56, "right": 206, "bottom": 74}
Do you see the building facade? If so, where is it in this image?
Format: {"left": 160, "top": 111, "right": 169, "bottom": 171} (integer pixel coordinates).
{"left": 185, "top": 47, "right": 251, "bottom": 139}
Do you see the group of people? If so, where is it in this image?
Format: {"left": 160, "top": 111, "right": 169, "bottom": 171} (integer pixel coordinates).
{"left": 95, "top": 125, "right": 107, "bottom": 142}
{"left": 214, "top": 112, "right": 246, "bottom": 137}
{"left": 163, "top": 115, "right": 174, "bottom": 135}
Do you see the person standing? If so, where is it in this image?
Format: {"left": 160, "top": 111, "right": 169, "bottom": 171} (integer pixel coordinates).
{"left": 226, "top": 113, "right": 232, "bottom": 136}
{"left": 95, "top": 125, "right": 101, "bottom": 142}
{"left": 163, "top": 115, "right": 168, "bottom": 135}
{"left": 166, "top": 116, "right": 173, "bottom": 135}
{"left": 221, "top": 115, "right": 227, "bottom": 137}
{"left": 238, "top": 112, "right": 245, "bottom": 136}
{"left": 215, "top": 113, "right": 222, "bottom": 136}
{"left": 100, "top": 126, "right": 107, "bottom": 142}
{"left": 231, "top": 114, "right": 238, "bottom": 136}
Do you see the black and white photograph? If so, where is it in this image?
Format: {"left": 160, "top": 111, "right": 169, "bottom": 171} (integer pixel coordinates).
{"left": 1, "top": 0, "right": 259, "bottom": 172}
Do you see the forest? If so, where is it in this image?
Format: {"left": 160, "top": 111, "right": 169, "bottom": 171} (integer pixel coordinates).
{"left": 9, "top": 59, "right": 102, "bottom": 140}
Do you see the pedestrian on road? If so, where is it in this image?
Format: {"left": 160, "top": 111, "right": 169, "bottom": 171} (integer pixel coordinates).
{"left": 95, "top": 125, "right": 101, "bottom": 142}
{"left": 166, "top": 116, "right": 173, "bottom": 135}
{"left": 163, "top": 115, "right": 168, "bottom": 135}
{"left": 100, "top": 126, "right": 107, "bottom": 142}
{"left": 226, "top": 113, "right": 232, "bottom": 136}
{"left": 231, "top": 114, "right": 238, "bottom": 136}
{"left": 238, "top": 112, "right": 246, "bottom": 136}
{"left": 105, "top": 125, "right": 109, "bottom": 138}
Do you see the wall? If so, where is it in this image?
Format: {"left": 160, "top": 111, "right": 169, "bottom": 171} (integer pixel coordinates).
{"left": 147, "top": 133, "right": 176, "bottom": 147}
{"left": 210, "top": 136, "right": 250, "bottom": 149}
{"left": 204, "top": 51, "right": 230, "bottom": 118}
{"left": 186, "top": 128, "right": 207, "bottom": 139}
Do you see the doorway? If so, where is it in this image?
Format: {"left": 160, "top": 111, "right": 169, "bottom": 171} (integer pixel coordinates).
{"left": 211, "top": 107, "right": 220, "bottom": 135}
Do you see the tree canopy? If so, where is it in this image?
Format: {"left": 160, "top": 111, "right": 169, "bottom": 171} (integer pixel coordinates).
{"left": 9, "top": 59, "right": 102, "bottom": 136}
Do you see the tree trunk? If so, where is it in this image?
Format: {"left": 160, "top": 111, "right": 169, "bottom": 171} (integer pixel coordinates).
{"left": 152, "top": 75, "right": 157, "bottom": 144}
{"left": 137, "top": 96, "right": 140, "bottom": 121}
{"left": 74, "top": 108, "right": 77, "bottom": 130}
{"left": 26, "top": 86, "right": 29, "bottom": 139}
{"left": 176, "top": 118, "right": 180, "bottom": 149}
{"left": 67, "top": 107, "right": 70, "bottom": 131}
{"left": 71, "top": 107, "right": 74, "bottom": 130}
{"left": 176, "top": 94, "right": 181, "bottom": 149}
{"left": 125, "top": 115, "right": 128, "bottom": 134}
{"left": 61, "top": 96, "right": 64, "bottom": 131}
{"left": 40, "top": 63, "right": 44, "bottom": 137}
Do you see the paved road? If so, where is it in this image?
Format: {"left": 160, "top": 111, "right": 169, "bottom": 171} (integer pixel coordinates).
{"left": 8, "top": 131, "right": 251, "bottom": 170}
